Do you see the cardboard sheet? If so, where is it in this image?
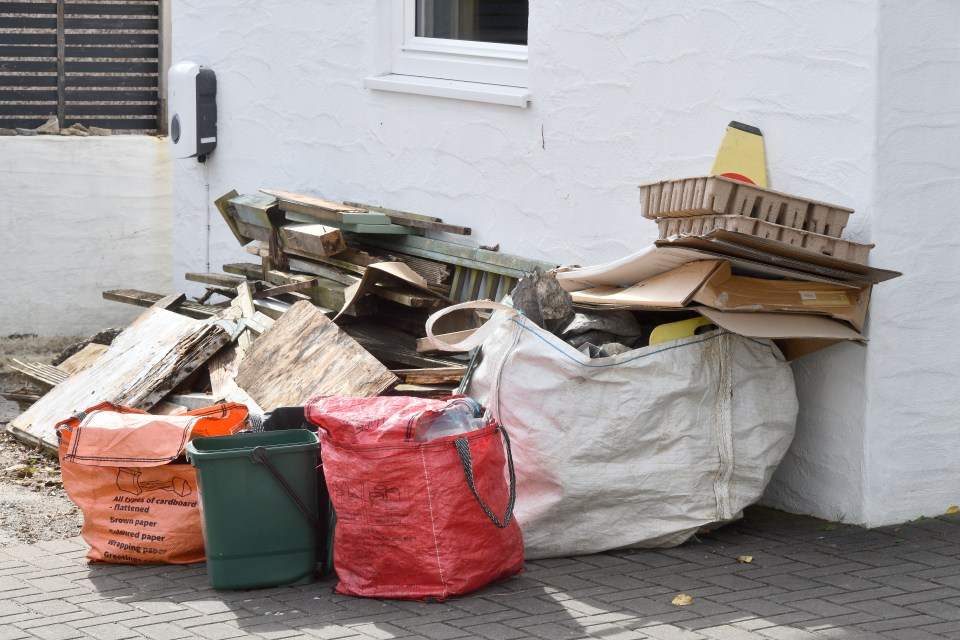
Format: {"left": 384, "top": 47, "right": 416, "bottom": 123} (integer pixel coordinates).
{"left": 692, "top": 262, "right": 871, "bottom": 331}
{"left": 557, "top": 244, "right": 857, "bottom": 293}
{"left": 570, "top": 261, "right": 723, "bottom": 309}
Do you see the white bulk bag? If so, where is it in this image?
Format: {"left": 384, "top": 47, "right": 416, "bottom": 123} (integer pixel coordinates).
{"left": 427, "top": 302, "right": 798, "bottom": 559}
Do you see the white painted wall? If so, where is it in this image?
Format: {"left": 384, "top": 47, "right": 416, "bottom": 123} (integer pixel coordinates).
{"left": 170, "top": 0, "right": 959, "bottom": 525}
{"left": 1, "top": 137, "right": 173, "bottom": 337}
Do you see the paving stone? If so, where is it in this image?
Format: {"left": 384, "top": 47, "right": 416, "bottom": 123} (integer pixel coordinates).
{"left": 637, "top": 623, "right": 706, "bottom": 639}
{"left": 28, "top": 623, "right": 86, "bottom": 640}
{"left": 188, "top": 622, "right": 249, "bottom": 639}
{"left": 906, "top": 599, "right": 960, "bottom": 621}
{"left": 461, "top": 621, "right": 541, "bottom": 640}
{"left": 575, "top": 622, "right": 650, "bottom": 639}
{"left": 135, "top": 622, "right": 196, "bottom": 639}
{"left": 73, "top": 623, "right": 142, "bottom": 640}
{"left": 523, "top": 621, "right": 591, "bottom": 639}
{"left": 883, "top": 630, "right": 951, "bottom": 640}
{"left": 395, "top": 621, "right": 470, "bottom": 639}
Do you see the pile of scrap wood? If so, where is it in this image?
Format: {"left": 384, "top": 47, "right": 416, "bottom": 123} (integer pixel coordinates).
{"left": 6, "top": 190, "right": 555, "bottom": 451}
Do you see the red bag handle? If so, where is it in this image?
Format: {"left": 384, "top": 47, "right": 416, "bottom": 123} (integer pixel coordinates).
{"left": 453, "top": 426, "right": 516, "bottom": 529}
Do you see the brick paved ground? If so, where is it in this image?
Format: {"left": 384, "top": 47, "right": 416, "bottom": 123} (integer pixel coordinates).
{"left": 1, "top": 506, "right": 959, "bottom": 639}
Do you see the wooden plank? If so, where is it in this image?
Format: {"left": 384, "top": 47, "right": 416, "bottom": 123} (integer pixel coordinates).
{"left": 251, "top": 278, "right": 319, "bottom": 300}
{"left": 213, "top": 190, "right": 249, "bottom": 246}
{"left": 345, "top": 201, "right": 472, "bottom": 235}
{"left": 280, "top": 223, "right": 346, "bottom": 259}
{"left": 102, "top": 289, "right": 220, "bottom": 319}
{"left": 222, "top": 262, "right": 264, "bottom": 279}
{"left": 185, "top": 272, "right": 247, "bottom": 288}
{"left": 208, "top": 345, "right": 240, "bottom": 399}
{"left": 283, "top": 211, "right": 412, "bottom": 232}
{"left": 358, "top": 235, "right": 556, "bottom": 279}
{"left": 261, "top": 189, "right": 369, "bottom": 216}
{"left": 390, "top": 367, "right": 467, "bottom": 385}
{"left": 286, "top": 257, "right": 359, "bottom": 286}
{"left": 9, "top": 359, "right": 67, "bottom": 390}
{"left": 383, "top": 384, "right": 457, "bottom": 400}
{"left": 8, "top": 307, "right": 230, "bottom": 450}
{"left": 57, "top": 342, "right": 108, "bottom": 375}
{"left": 235, "top": 300, "right": 398, "bottom": 410}
{"left": 262, "top": 269, "right": 357, "bottom": 314}
{"left": 228, "top": 193, "right": 277, "bottom": 228}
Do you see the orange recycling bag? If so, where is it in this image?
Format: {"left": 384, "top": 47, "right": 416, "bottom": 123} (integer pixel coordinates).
{"left": 57, "top": 402, "right": 249, "bottom": 564}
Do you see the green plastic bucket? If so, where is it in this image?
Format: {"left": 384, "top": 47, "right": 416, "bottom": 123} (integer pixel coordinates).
{"left": 186, "top": 430, "right": 319, "bottom": 589}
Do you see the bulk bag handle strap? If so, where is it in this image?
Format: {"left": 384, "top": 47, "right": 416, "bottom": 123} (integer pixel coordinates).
{"left": 251, "top": 446, "right": 324, "bottom": 534}
{"left": 453, "top": 426, "right": 516, "bottom": 529}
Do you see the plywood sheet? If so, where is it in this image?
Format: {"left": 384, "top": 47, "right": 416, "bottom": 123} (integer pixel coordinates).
{"left": 7, "top": 308, "right": 230, "bottom": 450}
{"left": 235, "top": 300, "right": 397, "bottom": 410}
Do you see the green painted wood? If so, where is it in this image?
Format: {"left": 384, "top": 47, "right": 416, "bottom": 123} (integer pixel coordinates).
{"left": 358, "top": 234, "right": 555, "bottom": 275}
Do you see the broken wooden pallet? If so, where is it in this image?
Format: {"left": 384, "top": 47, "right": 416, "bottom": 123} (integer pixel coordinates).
{"left": 7, "top": 307, "right": 231, "bottom": 450}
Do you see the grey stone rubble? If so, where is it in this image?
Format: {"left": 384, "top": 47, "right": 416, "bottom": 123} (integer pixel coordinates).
{"left": 2, "top": 506, "right": 959, "bottom": 639}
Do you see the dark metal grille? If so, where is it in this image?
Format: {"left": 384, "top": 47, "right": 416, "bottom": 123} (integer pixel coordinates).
{"left": 0, "top": 0, "right": 159, "bottom": 132}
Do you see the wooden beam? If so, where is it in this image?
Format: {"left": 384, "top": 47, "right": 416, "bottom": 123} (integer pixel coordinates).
{"left": 251, "top": 278, "right": 320, "bottom": 300}
{"left": 103, "top": 289, "right": 221, "bottom": 319}
{"left": 186, "top": 272, "right": 247, "bottom": 288}
{"left": 357, "top": 234, "right": 556, "bottom": 279}
{"left": 280, "top": 223, "right": 346, "bottom": 259}
{"left": 390, "top": 367, "right": 468, "bottom": 385}
{"left": 345, "top": 201, "right": 472, "bottom": 236}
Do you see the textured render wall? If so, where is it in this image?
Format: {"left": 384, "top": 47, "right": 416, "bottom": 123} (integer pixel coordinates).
{"left": 859, "top": 0, "right": 960, "bottom": 526}
{"left": 172, "top": 2, "right": 882, "bottom": 518}
{"left": 1, "top": 137, "right": 173, "bottom": 336}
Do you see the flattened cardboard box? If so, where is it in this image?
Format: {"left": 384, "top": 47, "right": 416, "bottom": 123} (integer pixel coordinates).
{"left": 692, "top": 262, "right": 871, "bottom": 332}
{"left": 566, "top": 259, "right": 866, "bottom": 360}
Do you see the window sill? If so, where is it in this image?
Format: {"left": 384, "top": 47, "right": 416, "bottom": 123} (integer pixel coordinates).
{"left": 364, "top": 74, "right": 531, "bottom": 108}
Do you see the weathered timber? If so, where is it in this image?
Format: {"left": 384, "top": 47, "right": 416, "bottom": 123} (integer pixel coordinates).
{"left": 383, "top": 384, "right": 458, "bottom": 399}
{"left": 345, "top": 201, "right": 472, "bottom": 235}
{"left": 8, "top": 308, "right": 231, "bottom": 450}
{"left": 390, "top": 367, "right": 468, "bottom": 385}
{"left": 280, "top": 223, "right": 346, "bottom": 259}
{"left": 103, "top": 289, "right": 221, "bottom": 319}
{"left": 263, "top": 189, "right": 389, "bottom": 225}
{"left": 355, "top": 234, "right": 556, "bottom": 279}
{"left": 9, "top": 359, "right": 68, "bottom": 390}
{"left": 251, "top": 279, "right": 319, "bottom": 300}
{"left": 214, "top": 189, "right": 249, "bottom": 246}
{"left": 229, "top": 193, "right": 277, "bottom": 228}
{"left": 57, "top": 343, "right": 108, "bottom": 375}
{"left": 235, "top": 300, "right": 398, "bottom": 410}
{"left": 285, "top": 212, "right": 419, "bottom": 235}
{"left": 186, "top": 272, "right": 247, "bottom": 288}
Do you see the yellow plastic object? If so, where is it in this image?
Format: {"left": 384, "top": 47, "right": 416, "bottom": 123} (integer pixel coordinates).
{"left": 710, "top": 121, "right": 767, "bottom": 188}
{"left": 649, "top": 316, "right": 715, "bottom": 346}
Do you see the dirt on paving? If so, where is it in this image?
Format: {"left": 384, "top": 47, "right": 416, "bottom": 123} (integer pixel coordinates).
{"left": 0, "top": 334, "right": 88, "bottom": 547}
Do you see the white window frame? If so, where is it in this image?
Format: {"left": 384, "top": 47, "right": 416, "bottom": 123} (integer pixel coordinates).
{"left": 365, "top": 0, "right": 531, "bottom": 107}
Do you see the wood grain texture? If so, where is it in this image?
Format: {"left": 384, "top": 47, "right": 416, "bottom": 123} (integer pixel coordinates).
{"left": 234, "top": 300, "right": 397, "bottom": 410}
{"left": 280, "top": 223, "right": 346, "bottom": 258}
{"left": 7, "top": 308, "right": 230, "bottom": 450}
{"left": 56, "top": 343, "right": 108, "bottom": 375}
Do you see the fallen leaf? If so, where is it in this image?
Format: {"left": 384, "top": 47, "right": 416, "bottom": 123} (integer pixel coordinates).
{"left": 672, "top": 594, "right": 693, "bottom": 606}
{"left": 947, "top": 505, "right": 959, "bottom": 515}
{"left": 737, "top": 555, "right": 753, "bottom": 563}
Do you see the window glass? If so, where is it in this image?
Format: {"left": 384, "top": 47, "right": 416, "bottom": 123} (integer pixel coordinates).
{"left": 416, "top": 0, "right": 528, "bottom": 46}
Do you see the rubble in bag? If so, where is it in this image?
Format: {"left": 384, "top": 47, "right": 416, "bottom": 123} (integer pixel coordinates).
{"left": 510, "top": 266, "right": 575, "bottom": 333}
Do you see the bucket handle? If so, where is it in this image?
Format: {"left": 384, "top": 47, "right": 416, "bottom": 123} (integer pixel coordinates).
{"left": 453, "top": 426, "right": 516, "bottom": 529}
{"left": 251, "top": 446, "right": 324, "bottom": 535}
